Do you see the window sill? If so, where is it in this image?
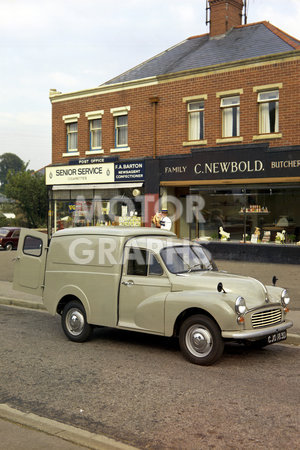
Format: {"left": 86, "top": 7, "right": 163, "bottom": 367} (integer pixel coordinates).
{"left": 253, "top": 133, "right": 282, "bottom": 140}
{"left": 110, "top": 147, "right": 130, "bottom": 153}
{"left": 183, "top": 140, "right": 207, "bottom": 146}
{"left": 85, "top": 149, "right": 104, "bottom": 155}
{"left": 62, "top": 152, "right": 80, "bottom": 157}
{"left": 216, "top": 137, "right": 243, "bottom": 144}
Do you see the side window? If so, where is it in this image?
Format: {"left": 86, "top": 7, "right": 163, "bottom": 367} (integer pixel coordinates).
{"left": 148, "top": 253, "right": 163, "bottom": 276}
{"left": 127, "top": 248, "right": 147, "bottom": 276}
{"left": 23, "top": 236, "right": 43, "bottom": 257}
{"left": 12, "top": 230, "right": 20, "bottom": 238}
{"left": 127, "top": 248, "right": 163, "bottom": 276}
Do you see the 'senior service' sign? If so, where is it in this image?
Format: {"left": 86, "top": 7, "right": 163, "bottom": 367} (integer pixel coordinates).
{"left": 46, "top": 163, "right": 114, "bottom": 185}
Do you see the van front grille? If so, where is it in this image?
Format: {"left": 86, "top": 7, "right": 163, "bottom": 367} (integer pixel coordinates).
{"left": 251, "top": 309, "right": 282, "bottom": 329}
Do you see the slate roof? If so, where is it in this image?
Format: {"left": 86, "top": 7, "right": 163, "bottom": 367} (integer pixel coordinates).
{"left": 103, "top": 22, "right": 300, "bottom": 86}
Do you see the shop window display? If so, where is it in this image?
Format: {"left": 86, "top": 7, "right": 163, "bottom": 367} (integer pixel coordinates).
{"left": 51, "top": 188, "right": 143, "bottom": 232}
{"left": 187, "top": 185, "right": 300, "bottom": 245}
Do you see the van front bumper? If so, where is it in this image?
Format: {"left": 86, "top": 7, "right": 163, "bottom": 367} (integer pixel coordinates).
{"left": 222, "top": 320, "right": 293, "bottom": 340}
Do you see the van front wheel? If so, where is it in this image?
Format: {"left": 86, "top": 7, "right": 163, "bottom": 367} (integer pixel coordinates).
{"left": 179, "top": 315, "right": 224, "bottom": 365}
{"left": 62, "top": 301, "right": 92, "bottom": 342}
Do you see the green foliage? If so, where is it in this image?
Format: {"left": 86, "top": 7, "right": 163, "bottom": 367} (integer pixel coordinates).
{"left": 5, "top": 170, "right": 47, "bottom": 228}
{"left": 0, "top": 153, "right": 26, "bottom": 190}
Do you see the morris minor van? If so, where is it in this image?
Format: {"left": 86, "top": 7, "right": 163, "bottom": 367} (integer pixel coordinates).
{"left": 13, "top": 227, "right": 293, "bottom": 365}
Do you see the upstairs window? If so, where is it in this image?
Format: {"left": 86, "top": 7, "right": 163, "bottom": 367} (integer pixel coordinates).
{"left": 115, "top": 115, "right": 128, "bottom": 147}
{"left": 85, "top": 110, "right": 104, "bottom": 152}
{"left": 188, "top": 101, "right": 204, "bottom": 141}
{"left": 62, "top": 114, "right": 80, "bottom": 155}
{"left": 67, "top": 122, "right": 78, "bottom": 152}
{"left": 110, "top": 106, "right": 130, "bottom": 152}
{"left": 221, "top": 96, "right": 240, "bottom": 138}
{"left": 258, "top": 90, "right": 279, "bottom": 134}
{"left": 90, "top": 119, "right": 102, "bottom": 149}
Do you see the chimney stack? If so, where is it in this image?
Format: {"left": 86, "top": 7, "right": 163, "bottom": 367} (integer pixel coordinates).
{"left": 208, "top": 0, "right": 244, "bottom": 37}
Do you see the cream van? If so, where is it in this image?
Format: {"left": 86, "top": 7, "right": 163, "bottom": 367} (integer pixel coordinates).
{"left": 13, "top": 227, "right": 293, "bottom": 365}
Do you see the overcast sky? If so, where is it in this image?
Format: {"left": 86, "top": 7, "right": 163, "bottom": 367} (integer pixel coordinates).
{"left": 1, "top": 0, "right": 299, "bottom": 170}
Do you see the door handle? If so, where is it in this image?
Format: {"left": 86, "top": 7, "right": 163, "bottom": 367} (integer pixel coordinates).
{"left": 122, "top": 280, "right": 134, "bottom": 286}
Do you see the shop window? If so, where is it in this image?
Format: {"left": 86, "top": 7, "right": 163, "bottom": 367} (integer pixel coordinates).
{"left": 187, "top": 185, "right": 300, "bottom": 245}
{"left": 258, "top": 90, "right": 279, "bottom": 134}
{"left": 110, "top": 106, "right": 130, "bottom": 153}
{"left": 220, "top": 96, "right": 240, "bottom": 138}
{"left": 188, "top": 101, "right": 204, "bottom": 141}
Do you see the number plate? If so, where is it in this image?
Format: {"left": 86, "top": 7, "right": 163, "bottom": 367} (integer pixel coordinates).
{"left": 267, "top": 330, "right": 287, "bottom": 344}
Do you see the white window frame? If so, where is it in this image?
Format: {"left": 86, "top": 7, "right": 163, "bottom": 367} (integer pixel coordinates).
{"left": 188, "top": 101, "right": 205, "bottom": 141}
{"left": 110, "top": 106, "right": 130, "bottom": 153}
{"left": 85, "top": 110, "right": 104, "bottom": 155}
{"left": 220, "top": 96, "right": 240, "bottom": 138}
{"left": 257, "top": 90, "right": 279, "bottom": 135}
{"left": 62, "top": 114, "right": 80, "bottom": 157}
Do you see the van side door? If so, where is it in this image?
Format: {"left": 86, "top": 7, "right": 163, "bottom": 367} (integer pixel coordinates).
{"left": 118, "top": 246, "right": 171, "bottom": 333}
{"left": 13, "top": 228, "right": 48, "bottom": 297}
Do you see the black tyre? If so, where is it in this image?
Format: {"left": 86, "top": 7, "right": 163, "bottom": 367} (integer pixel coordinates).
{"left": 179, "top": 314, "right": 224, "bottom": 365}
{"left": 62, "top": 300, "right": 92, "bottom": 342}
{"left": 5, "top": 243, "right": 13, "bottom": 251}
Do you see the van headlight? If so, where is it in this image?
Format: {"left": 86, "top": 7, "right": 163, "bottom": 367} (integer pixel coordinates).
{"left": 281, "top": 289, "right": 290, "bottom": 307}
{"left": 235, "top": 296, "right": 247, "bottom": 315}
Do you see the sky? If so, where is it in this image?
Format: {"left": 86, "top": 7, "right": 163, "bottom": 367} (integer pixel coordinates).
{"left": 0, "top": 0, "right": 299, "bottom": 170}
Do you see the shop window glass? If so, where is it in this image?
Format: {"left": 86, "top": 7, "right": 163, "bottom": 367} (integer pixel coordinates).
{"left": 258, "top": 90, "right": 279, "bottom": 134}
{"left": 221, "top": 96, "right": 240, "bottom": 138}
{"left": 187, "top": 186, "right": 300, "bottom": 245}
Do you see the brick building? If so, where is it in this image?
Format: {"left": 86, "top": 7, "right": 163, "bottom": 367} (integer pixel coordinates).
{"left": 47, "top": 0, "right": 300, "bottom": 255}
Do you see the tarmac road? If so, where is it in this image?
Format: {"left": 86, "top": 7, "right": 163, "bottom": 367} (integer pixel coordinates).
{"left": 1, "top": 305, "right": 300, "bottom": 449}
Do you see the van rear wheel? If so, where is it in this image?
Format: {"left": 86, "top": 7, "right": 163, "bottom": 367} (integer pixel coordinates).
{"left": 62, "top": 301, "right": 92, "bottom": 342}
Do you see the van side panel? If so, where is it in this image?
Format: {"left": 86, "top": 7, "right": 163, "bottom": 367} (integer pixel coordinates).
{"left": 43, "top": 234, "right": 124, "bottom": 326}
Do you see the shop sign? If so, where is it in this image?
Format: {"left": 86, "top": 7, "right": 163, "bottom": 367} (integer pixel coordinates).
{"left": 160, "top": 146, "right": 300, "bottom": 181}
{"left": 68, "top": 156, "right": 118, "bottom": 165}
{"left": 115, "top": 161, "right": 145, "bottom": 181}
{"left": 46, "top": 163, "right": 115, "bottom": 185}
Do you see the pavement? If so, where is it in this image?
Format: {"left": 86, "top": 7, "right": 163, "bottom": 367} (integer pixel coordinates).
{"left": 0, "top": 256, "right": 299, "bottom": 449}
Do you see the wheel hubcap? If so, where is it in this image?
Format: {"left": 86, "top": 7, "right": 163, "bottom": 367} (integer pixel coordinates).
{"left": 66, "top": 309, "right": 85, "bottom": 336}
{"left": 186, "top": 325, "right": 212, "bottom": 357}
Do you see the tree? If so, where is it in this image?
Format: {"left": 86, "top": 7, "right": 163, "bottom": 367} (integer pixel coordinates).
{"left": 5, "top": 170, "right": 48, "bottom": 228}
{"left": 0, "top": 153, "right": 26, "bottom": 191}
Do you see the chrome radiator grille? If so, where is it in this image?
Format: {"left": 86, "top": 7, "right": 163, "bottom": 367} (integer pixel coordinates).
{"left": 251, "top": 309, "right": 282, "bottom": 329}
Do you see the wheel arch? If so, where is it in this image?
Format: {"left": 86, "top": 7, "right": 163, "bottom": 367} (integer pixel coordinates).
{"left": 57, "top": 295, "right": 83, "bottom": 315}
{"left": 173, "top": 307, "right": 221, "bottom": 337}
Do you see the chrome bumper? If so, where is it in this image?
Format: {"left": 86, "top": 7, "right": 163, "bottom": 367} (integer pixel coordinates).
{"left": 222, "top": 320, "right": 293, "bottom": 340}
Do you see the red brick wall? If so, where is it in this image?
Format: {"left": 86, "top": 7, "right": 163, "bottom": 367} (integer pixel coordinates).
{"left": 209, "top": 0, "right": 243, "bottom": 36}
{"left": 51, "top": 58, "right": 300, "bottom": 165}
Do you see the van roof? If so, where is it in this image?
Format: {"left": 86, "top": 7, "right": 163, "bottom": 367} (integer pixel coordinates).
{"left": 53, "top": 226, "right": 175, "bottom": 238}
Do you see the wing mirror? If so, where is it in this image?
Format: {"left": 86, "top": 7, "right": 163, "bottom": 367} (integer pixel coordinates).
{"left": 217, "top": 282, "right": 226, "bottom": 293}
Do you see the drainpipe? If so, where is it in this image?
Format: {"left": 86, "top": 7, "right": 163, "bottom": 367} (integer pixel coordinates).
{"left": 149, "top": 97, "right": 159, "bottom": 158}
